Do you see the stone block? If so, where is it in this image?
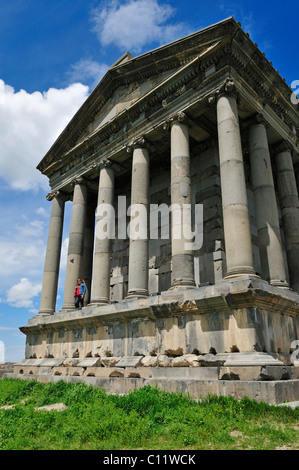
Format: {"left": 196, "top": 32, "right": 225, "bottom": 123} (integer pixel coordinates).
{"left": 51, "top": 367, "right": 68, "bottom": 376}
{"left": 172, "top": 354, "right": 200, "bottom": 367}
{"left": 39, "top": 367, "right": 53, "bottom": 375}
{"left": 219, "top": 365, "right": 293, "bottom": 381}
{"left": 68, "top": 367, "right": 84, "bottom": 376}
{"left": 77, "top": 357, "right": 102, "bottom": 368}
{"left": 224, "top": 352, "right": 284, "bottom": 367}
{"left": 16, "top": 359, "right": 44, "bottom": 367}
{"left": 157, "top": 355, "right": 172, "bottom": 367}
{"left": 14, "top": 366, "right": 40, "bottom": 375}
{"left": 116, "top": 356, "right": 143, "bottom": 368}
{"left": 219, "top": 366, "right": 261, "bottom": 381}
{"left": 150, "top": 367, "right": 219, "bottom": 380}
{"left": 40, "top": 358, "right": 64, "bottom": 367}
{"left": 63, "top": 358, "right": 81, "bottom": 367}
{"left": 83, "top": 367, "right": 121, "bottom": 378}
{"left": 141, "top": 356, "right": 158, "bottom": 367}
{"left": 101, "top": 357, "right": 122, "bottom": 367}
{"left": 109, "top": 368, "right": 125, "bottom": 377}
{"left": 198, "top": 353, "right": 229, "bottom": 367}
{"left": 124, "top": 367, "right": 151, "bottom": 378}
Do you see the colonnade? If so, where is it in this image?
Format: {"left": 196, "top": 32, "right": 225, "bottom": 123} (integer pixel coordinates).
{"left": 38, "top": 85, "right": 299, "bottom": 315}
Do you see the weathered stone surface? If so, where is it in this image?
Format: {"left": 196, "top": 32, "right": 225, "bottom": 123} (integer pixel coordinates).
{"left": 150, "top": 367, "right": 219, "bottom": 380}
{"left": 157, "top": 355, "right": 172, "bottom": 367}
{"left": 115, "top": 356, "right": 143, "bottom": 368}
{"left": 197, "top": 353, "right": 229, "bottom": 367}
{"left": 101, "top": 357, "right": 121, "bottom": 367}
{"left": 124, "top": 367, "right": 151, "bottom": 378}
{"left": 172, "top": 354, "right": 200, "bottom": 367}
{"left": 51, "top": 367, "right": 68, "bottom": 376}
{"left": 40, "top": 358, "right": 64, "bottom": 367}
{"left": 62, "top": 358, "right": 81, "bottom": 367}
{"left": 109, "top": 369, "right": 124, "bottom": 377}
{"left": 67, "top": 367, "right": 84, "bottom": 376}
{"left": 77, "top": 357, "right": 102, "bottom": 368}
{"left": 141, "top": 356, "right": 158, "bottom": 367}
{"left": 224, "top": 352, "right": 284, "bottom": 367}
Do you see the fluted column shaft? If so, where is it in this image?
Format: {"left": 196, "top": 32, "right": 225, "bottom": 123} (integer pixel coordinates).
{"left": 275, "top": 143, "right": 299, "bottom": 291}
{"left": 39, "top": 192, "right": 65, "bottom": 315}
{"left": 249, "top": 120, "right": 288, "bottom": 287}
{"left": 217, "top": 91, "right": 256, "bottom": 278}
{"left": 170, "top": 115, "right": 195, "bottom": 288}
{"left": 62, "top": 179, "right": 88, "bottom": 310}
{"left": 127, "top": 144, "right": 150, "bottom": 297}
{"left": 90, "top": 164, "right": 114, "bottom": 304}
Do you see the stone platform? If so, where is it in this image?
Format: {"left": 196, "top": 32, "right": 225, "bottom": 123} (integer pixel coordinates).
{"left": 13, "top": 277, "right": 299, "bottom": 404}
{"left": 5, "top": 354, "right": 299, "bottom": 404}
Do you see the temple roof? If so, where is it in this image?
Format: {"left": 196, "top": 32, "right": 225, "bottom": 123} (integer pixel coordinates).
{"left": 37, "top": 16, "right": 299, "bottom": 185}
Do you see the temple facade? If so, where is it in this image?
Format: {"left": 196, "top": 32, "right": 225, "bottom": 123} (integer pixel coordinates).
{"left": 12, "top": 18, "right": 299, "bottom": 403}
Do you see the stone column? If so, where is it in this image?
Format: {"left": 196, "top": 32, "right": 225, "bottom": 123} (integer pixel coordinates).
{"left": 90, "top": 162, "right": 114, "bottom": 304}
{"left": 126, "top": 139, "right": 150, "bottom": 298}
{"left": 62, "top": 178, "right": 88, "bottom": 310}
{"left": 38, "top": 191, "right": 66, "bottom": 315}
{"left": 248, "top": 117, "right": 288, "bottom": 287}
{"left": 216, "top": 80, "right": 256, "bottom": 278}
{"left": 170, "top": 113, "right": 195, "bottom": 288}
{"left": 275, "top": 141, "right": 299, "bottom": 291}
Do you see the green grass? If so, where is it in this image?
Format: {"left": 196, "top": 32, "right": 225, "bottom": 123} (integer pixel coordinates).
{"left": 0, "top": 378, "right": 298, "bottom": 450}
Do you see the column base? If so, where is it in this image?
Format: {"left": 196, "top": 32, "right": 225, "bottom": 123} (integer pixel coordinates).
{"left": 169, "top": 279, "right": 196, "bottom": 290}
{"left": 270, "top": 280, "right": 289, "bottom": 289}
{"left": 126, "top": 289, "right": 149, "bottom": 299}
{"left": 224, "top": 266, "right": 260, "bottom": 281}
{"left": 37, "top": 310, "right": 54, "bottom": 316}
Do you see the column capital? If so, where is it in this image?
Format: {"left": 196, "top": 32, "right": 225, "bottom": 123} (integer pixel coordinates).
{"left": 243, "top": 113, "right": 268, "bottom": 131}
{"left": 162, "top": 112, "right": 190, "bottom": 131}
{"left": 208, "top": 78, "right": 240, "bottom": 105}
{"left": 92, "top": 158, "right": 113, "bottom": 173}
{"left": 46, "top": 190, "right": 69, "bottom": 202}
{"left": 126, "top": 136, "right": 153, "bottom": 153}
{"left": 272, "top": 140, "right": 293, "bottom": 155}
{"left": 71, "top": 176, "right": 87, "bottom": 188}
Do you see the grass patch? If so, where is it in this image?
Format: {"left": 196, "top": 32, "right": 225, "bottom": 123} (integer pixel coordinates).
{"left": 0, "top": 379, "right": 298, "bottom": 450}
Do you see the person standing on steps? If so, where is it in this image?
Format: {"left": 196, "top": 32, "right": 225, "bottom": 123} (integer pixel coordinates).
{"left": 74, "top": 278, "right": 86, "bottom": 309}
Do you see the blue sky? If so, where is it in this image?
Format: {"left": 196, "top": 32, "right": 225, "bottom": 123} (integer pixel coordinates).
{"left": 0, "top": 0, "right": 298, "bottom": 363}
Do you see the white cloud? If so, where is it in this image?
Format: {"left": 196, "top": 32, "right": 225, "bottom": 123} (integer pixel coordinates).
{"left": 67, "top": 59, "right": 109, "bottom": 90}
{"left": 92, "top": 0, "right": 189, "bottom": 53}
{"left": 36, "top": 207, "right": 49, "bottom": 217}
{"left": 0, "top": 80, "right": 89, "bottom": 191}
{"left": 0, "top": 236, "right": 45, "bottom": 287}
{"left": 6, "top": 278, "right": 42, "bottom": 309}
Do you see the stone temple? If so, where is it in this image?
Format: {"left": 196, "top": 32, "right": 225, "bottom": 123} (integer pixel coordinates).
{"left": 10, "top": 18, "right": 299, "bottom": 403}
